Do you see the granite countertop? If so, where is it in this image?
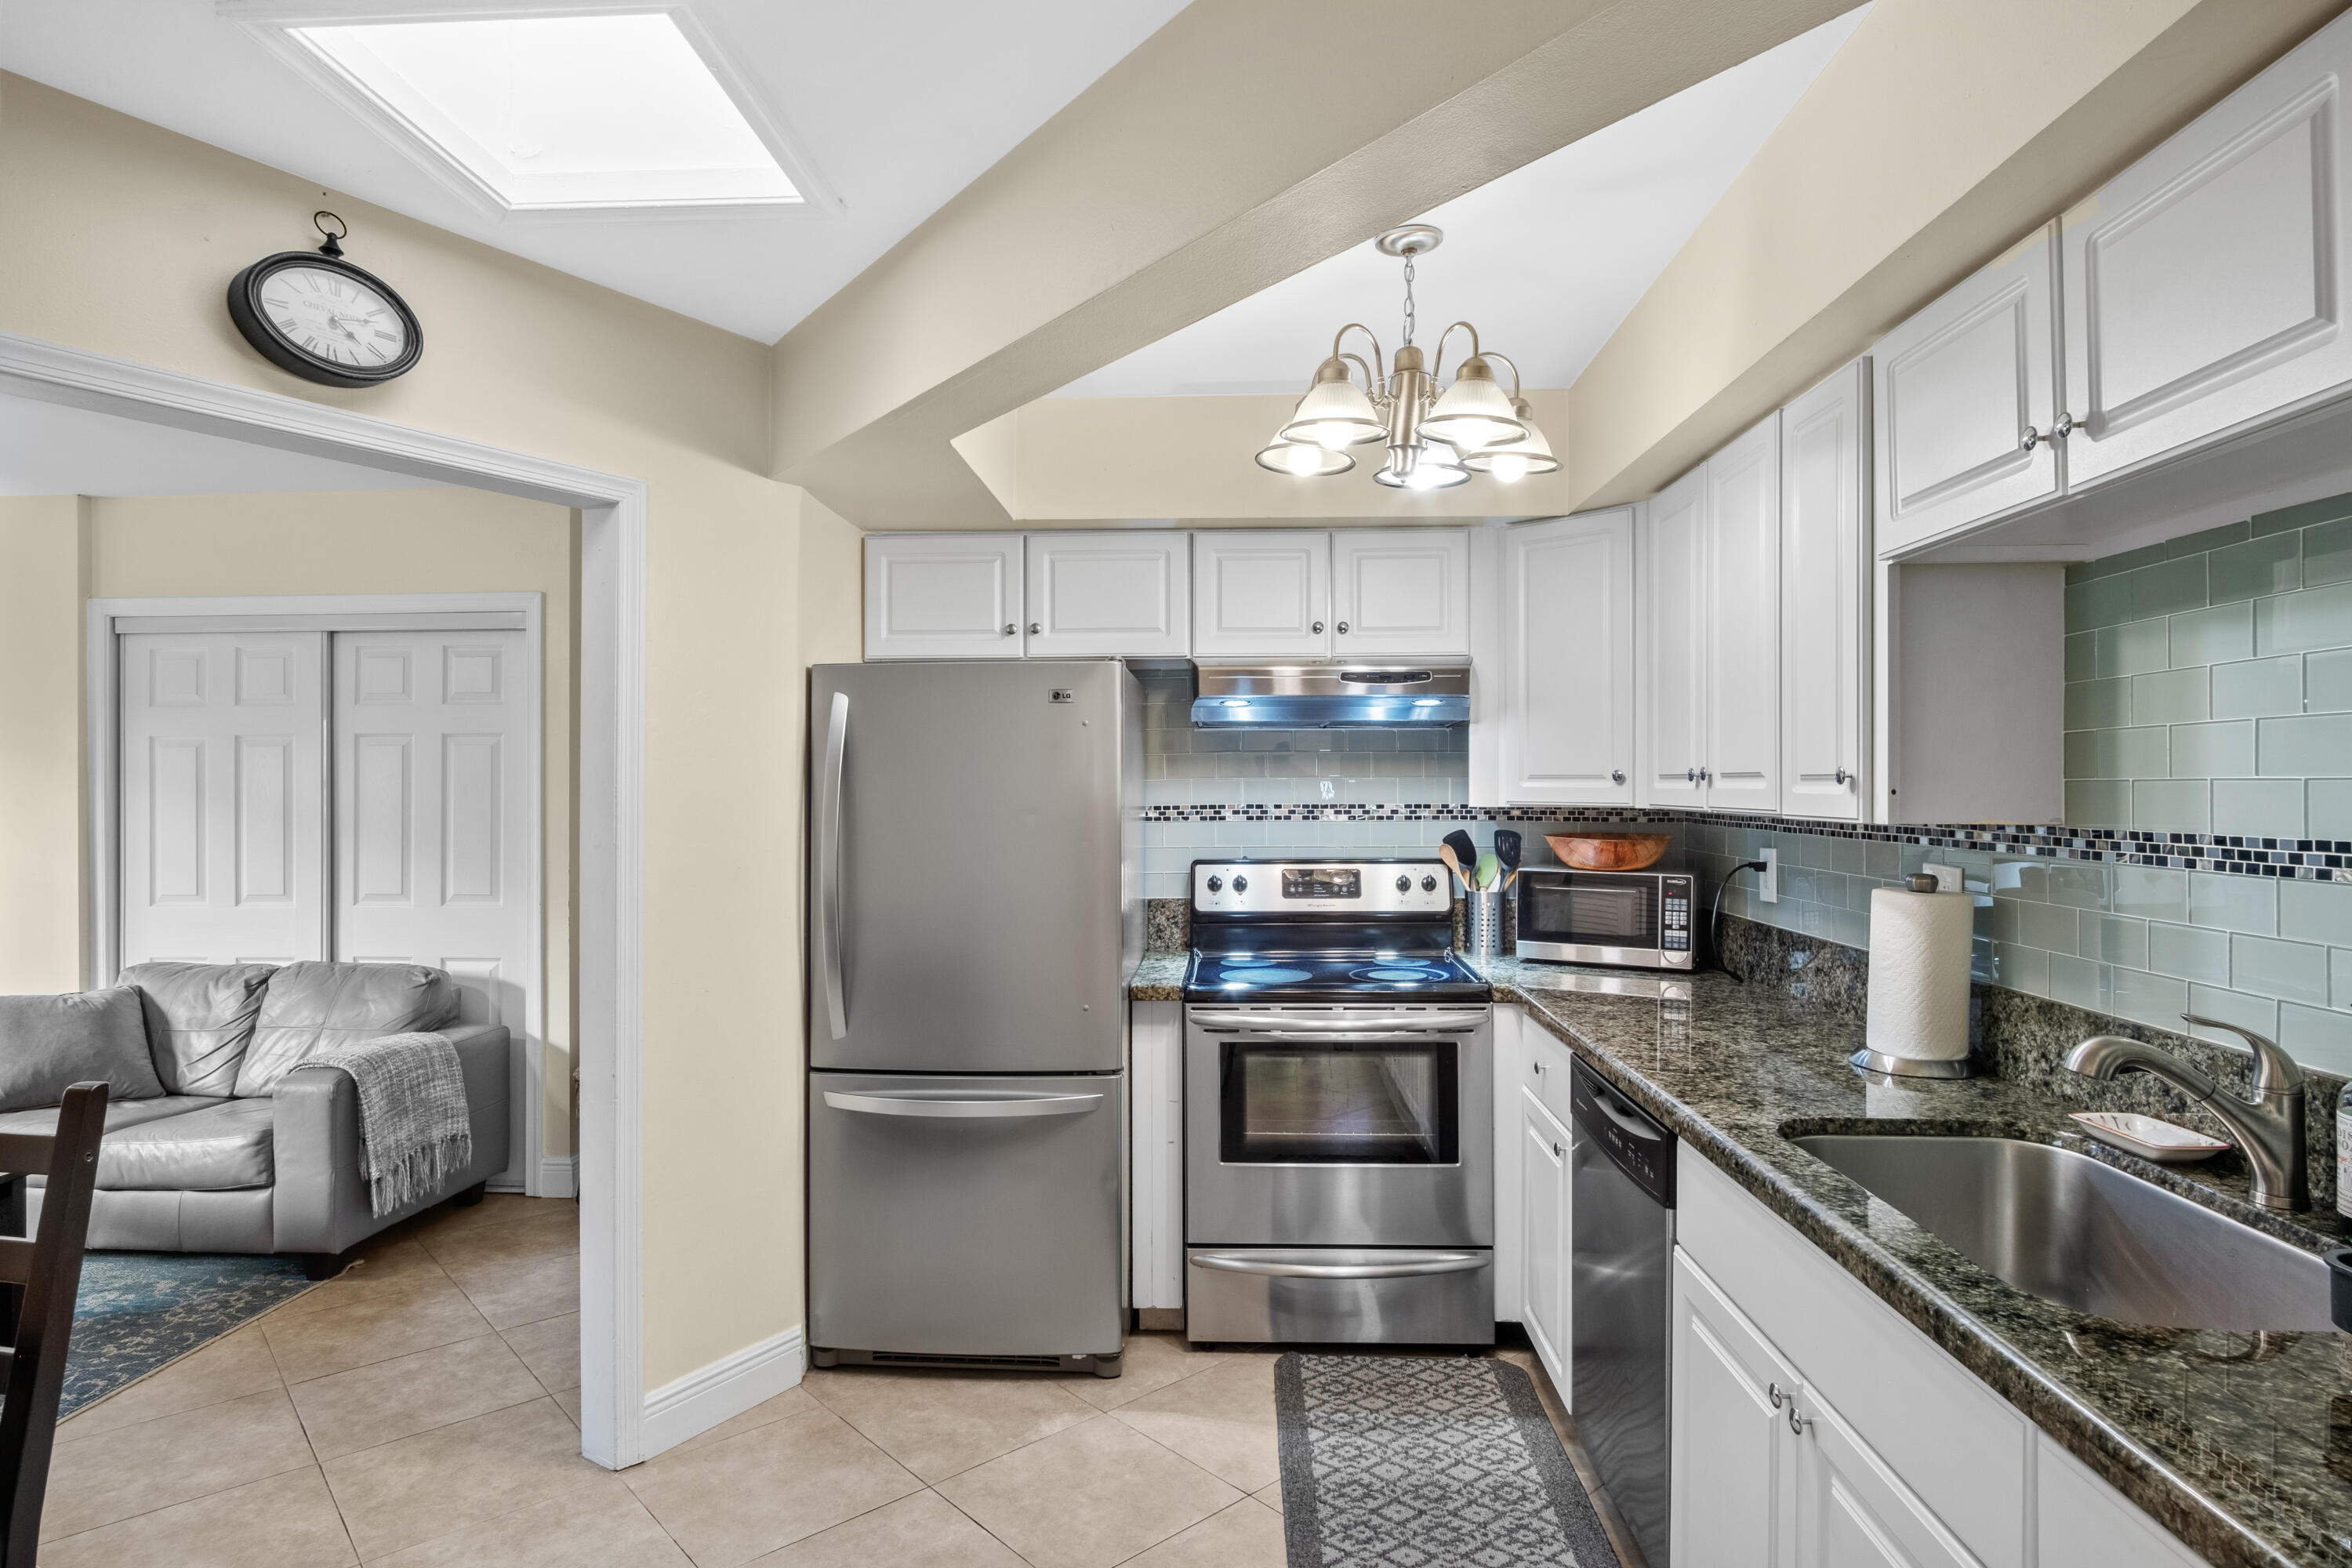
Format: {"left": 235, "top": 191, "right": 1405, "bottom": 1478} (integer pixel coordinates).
{"left": 1130, "top": 952, "right": 1186, "bottom": 1000}
{"left": 1471, "top": 955, "right": 2352, "bottom": 1568}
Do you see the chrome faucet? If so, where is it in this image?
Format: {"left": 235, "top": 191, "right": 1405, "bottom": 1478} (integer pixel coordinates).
{"left": 2064, "top": 1015, "right": 2307, "bottom": 1210}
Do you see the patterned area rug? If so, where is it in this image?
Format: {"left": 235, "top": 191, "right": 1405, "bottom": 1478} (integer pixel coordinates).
{"left": 1274, "top": 1353, "right": 1622, "bottom": 1568}
{"left": 61, "top": 1253, "right": 317, "bottom": 1417}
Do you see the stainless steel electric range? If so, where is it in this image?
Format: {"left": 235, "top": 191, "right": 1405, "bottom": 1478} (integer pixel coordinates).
{"left": 1182, "top": 858, "right": 1494, "bottom": 1345}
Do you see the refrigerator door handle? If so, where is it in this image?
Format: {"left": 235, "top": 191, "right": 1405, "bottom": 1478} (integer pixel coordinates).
{"left": 822, "top": 1091, "right": 1104, "bottom": 1119}
{"left": 817, "top": 690, "right": 849, "bottom": 1040}
{"left": 1189, "top": 1251, "right": 1488, "bottom": 1279}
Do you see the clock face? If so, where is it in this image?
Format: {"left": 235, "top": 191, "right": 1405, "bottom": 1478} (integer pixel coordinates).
{"left": 256, "top": 265, "right": 410, "bottom": 373}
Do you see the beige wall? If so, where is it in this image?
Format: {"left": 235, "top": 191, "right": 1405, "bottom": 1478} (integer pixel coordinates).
{"left": 0, "top": 496, "right": 89, "bottom": 994}
{"left": 0, "top": 72, "right": 856, "bottom": 1392}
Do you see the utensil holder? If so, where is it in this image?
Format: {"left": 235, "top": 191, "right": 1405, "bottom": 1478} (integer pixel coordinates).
{"left": 1468, "top": 890, "right": 1504, "bottom": 958}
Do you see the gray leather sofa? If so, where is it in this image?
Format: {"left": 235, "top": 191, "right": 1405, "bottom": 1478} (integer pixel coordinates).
{"left": 6, "top": 960, "right": 509, "bottom": 1276}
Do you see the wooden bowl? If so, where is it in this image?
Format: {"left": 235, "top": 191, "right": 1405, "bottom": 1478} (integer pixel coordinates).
{"left": 1544, "top": 832, "right": 1671, "bottom": 871}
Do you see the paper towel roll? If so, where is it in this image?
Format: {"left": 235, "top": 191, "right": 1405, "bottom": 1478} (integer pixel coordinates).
{"left": 1866, "top": 887, "right": 1974, "bottom": 1063}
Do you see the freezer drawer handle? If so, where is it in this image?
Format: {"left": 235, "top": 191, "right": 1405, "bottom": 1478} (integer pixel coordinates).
{"left": 822, "top": 1091, "right": 1103, "bottom": 1120}
{"left": 1189, "top": 1252, "right": 1487, "bottom": 1279}
{"left": 817, "top": 691, "right": 850, "bottom": 1042}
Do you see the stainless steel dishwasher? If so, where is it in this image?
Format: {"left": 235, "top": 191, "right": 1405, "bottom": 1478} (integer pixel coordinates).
{"left": 1570, "top": 1056, "right": 1676, "bottom": 1568}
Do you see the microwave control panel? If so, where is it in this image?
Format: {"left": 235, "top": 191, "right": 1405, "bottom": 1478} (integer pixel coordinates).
{"left": 1661, "top": 876, "right": 1693, "bottom": 953}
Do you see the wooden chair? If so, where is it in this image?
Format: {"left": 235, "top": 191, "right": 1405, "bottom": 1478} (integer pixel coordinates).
{"left": 0, "top": 1081, "right": 108, "bottom": 1566}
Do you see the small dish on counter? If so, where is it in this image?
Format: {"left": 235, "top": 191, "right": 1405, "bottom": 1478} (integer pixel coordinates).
{"left": 2068, "top": 1111, "right": 2230, "bottom": 1163}
{"left": 1544, "top": 832, "right": 1671, "bottom": 870}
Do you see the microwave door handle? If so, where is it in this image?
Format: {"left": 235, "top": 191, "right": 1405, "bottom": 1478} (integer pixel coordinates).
{"left": 1189, "top": 1252, "right": 1487, "bottom": 1279}
{"left": 822, "top": 1091, "right": 1102, "bottom": 1119}
{"left": 817, "top": 690, "right": 849, "bottom": 1040}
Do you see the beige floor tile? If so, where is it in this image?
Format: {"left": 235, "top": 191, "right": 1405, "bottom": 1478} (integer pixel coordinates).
{"left": 747, "top": 1490, "right": 1024, "bottom": 1567}
{"left": 1124, "top": 1496, "right": 1287, "bottom": 1568}
{"left": 625, "top": 1406, "right": 922, "bottom": 1568}
{"left": 803, "top": 1367, "right": 1097, "bottom": 1482}
{"left": 1254, "top": 1478, "right": 1283, "bottom": 1510}
{"left": 265, "top": 1273, "right": 494, "bottom": 1384}
{"left": 1109, "top": 1356, "right": 1279, "bottom": 1492}
{"left": 270, "top": 1242, "right": 448, "bottom": 1322}
{"left": 554, "top": 1386, "right": 583, "bottom": 1427}
{"left": 59, "top": 1323, "right": 282, "bottom": 1443}
{"left": 409, "top": 1195, "right": 576, "bottom": 1247}
{"left": 38, "top": 1466, "right": 354, "bottom": 1568}
{"left": 417, "top": 1206, "right": 580, "bottom": 1272}
{"left": 367, "top": 1472, "right": 687, "bottom": 1567}
{"left": 1061, "top": 1334, "right": 1229, "bottom": 1413}
{"left": 502, "top": 1311, "right": 581, "bottom": 1394}
{"left": 290, "top": 1332, "right": 550, "bottom": 1461}
{"left": 935, "top": 1415, "right": 1241, "bottom": 1568}
{"left": 321, "top": 1396, "right": 608, "bottom": 1562}
{"left": 445, "top": 1248, "right": 579, "bottom": 1330}
{"left": 665, "top": 1386, "right": 818, "bottom": 1458}
{"left": 40, "top": 1386, "right": 316, "bottom": 1541}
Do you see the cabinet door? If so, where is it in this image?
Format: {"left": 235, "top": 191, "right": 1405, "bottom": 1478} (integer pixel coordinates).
{"left": 1872, "top": 221, "right": 2060, "bottom": 557}
{"left": 1706, "top": 413, "right": 1783, "bottom": 811}
{"left": 1192, "top": 532, "right": 1330, "bottom": 659}
{"left": 1499, "top": 510, "right": 1634, "bottom": 805}
{"left": 1781, "top": 361, "right": 1869, "bottom": 821}
{"left": 1639, "top": 470, "right": 1707, "bottom": 808}
{"left": 2062, "top": 12, "right": 2352, "bottom": 488}
{"left": 1024, "top": 532, "right": 1189, "bottom": 658}
{"left": 1519, "top": 1089, "right": 1572, "bottom": 1389}
{"left": 1330, "top": 528, "right": 1470, "bottom": 657}
{"left": 1796, "top": 1392, "right": 1985, "bottom": 1568}
{"left": 865, "top": 535, "right": 1025, "bottom": 659}
{"left": 1671, "top": 1250, "right": 1799, "bottom": 1568}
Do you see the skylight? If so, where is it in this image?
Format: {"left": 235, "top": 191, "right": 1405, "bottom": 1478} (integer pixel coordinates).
{"left": 287, "top": 12, "right": 800, "bottom": 212}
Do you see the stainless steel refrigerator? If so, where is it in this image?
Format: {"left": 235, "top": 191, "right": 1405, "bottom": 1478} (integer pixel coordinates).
{"left": 806, "top": 659, "right": 1141, "bottom": 1375}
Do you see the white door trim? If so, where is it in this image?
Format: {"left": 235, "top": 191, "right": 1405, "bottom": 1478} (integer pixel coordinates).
{"left": 92, "top": 594, "right": 548, "bottom": 1201}
{"left": 0, "top": 327, "right": 646, "bottom": 1469}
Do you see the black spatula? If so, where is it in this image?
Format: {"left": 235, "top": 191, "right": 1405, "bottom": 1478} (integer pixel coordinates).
{"left": 1494, "top": 829, "right": 1522, "bottom": 891}
{"left": 1442, "top": 829, "right": 1479, "bottom": 889}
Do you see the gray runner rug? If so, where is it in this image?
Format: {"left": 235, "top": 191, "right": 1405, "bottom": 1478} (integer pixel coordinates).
{"left": 1274, "top": 1352, "right": 1622, "bottom": 1568}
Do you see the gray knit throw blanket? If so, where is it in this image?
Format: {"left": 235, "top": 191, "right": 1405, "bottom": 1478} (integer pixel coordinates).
{"left": 303, "top": 1032, "right": 473, "bottom": 1218}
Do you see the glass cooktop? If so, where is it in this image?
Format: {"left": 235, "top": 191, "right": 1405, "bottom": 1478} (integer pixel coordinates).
{"left": 1182, "top": 949, "right": 1491, "bottom": 1003}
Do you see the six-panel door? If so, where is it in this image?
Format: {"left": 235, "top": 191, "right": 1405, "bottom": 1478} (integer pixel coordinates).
{"left": 865, "top": 534, "right": 1026, "bottom": 659}
{"left": 1192, "top": 532, "right": 1331, "bottom": 659}
{"left": 1330, "top": 527, "right": 1471, "bottom": 657}
{"left": 1501, "top": 511, "right": 1634, "bottom": 805}
{"left": 1781, "top": 361, "right": 1870, "bottom": 821}
{"left": 1023, "top": 531, "right": 1190, "bottom": 658}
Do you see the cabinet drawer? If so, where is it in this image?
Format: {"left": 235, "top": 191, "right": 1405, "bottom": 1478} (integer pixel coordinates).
{"left": 1523, "top": 1026, "right": 1577, "bottom": 1129}
{"left": 1679, "top": 1149, "right": 2029, "bottom": 1568}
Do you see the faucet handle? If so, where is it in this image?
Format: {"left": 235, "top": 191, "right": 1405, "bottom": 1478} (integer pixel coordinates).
{"left": 2181, "top": 1014, "right": 2301, "bottom": 1096}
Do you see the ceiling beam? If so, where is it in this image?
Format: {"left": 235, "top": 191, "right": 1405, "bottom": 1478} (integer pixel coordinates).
{"left": 766, "top": 0, "right": 1858, "bottom": 526}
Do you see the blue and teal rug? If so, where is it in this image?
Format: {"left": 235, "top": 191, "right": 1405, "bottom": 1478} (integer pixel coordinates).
{"left": 62, "top": 1254, "right": 316, "bottom": 1417}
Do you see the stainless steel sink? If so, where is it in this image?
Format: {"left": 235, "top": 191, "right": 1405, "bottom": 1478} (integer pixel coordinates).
{"left": 1791, "top": 1135, "right": 2334, "bottom": 1331}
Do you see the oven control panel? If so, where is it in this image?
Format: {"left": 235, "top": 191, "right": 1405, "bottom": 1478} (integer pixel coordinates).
{"left": 1192, "top": 859, "right": 1450, "bottom": 916}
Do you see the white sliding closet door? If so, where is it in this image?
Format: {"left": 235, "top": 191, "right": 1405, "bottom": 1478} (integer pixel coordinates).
{"left": 120, "top": 633, "right": 328, "bottom": 967}
{"left": 335, "top": 630, "right": 533, "bottom": 1187}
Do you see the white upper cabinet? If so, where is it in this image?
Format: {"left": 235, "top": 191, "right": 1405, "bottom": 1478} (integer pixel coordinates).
{"left": 1781, "top": 361, "right": 1870, "bottom": 822}
{"left": 1639, "top": 469, "right": 1708, "bottom": 808}
{"left": 1499, "top": 510, "right": 1635, "bottom": 806}
{"left": 1022, "top": 532, "right": 1190, "bottom": 659}
{"left": 1872, "top": 221, "right": 2061, "bottom": 557}
{"left": 1192, "top": 531, "right": 1332, "bottom": 660}
{"left": 2061, "top": 13, "right": 2352, "bottom": 488}
{"left": 1330, "top": 528, "right": 1471, "bottom": 658}
{"left": 1705, "top": 414, "right": 1783, "bottom": 811}
{"left": 865, "top": 534, "right": 1025, "bottom": 659}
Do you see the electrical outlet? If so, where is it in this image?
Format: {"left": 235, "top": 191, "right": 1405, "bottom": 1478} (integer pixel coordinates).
{"left": 1757, "top": 848, "right": 1778, "bottom": 904}
{"left": 1922, "top": 862, "right": 1964, "bottom": 892}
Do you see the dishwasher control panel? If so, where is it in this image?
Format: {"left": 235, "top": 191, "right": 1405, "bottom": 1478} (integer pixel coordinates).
{"left": 1569, "top": 1056, "right": 1675, "bottom": 1207}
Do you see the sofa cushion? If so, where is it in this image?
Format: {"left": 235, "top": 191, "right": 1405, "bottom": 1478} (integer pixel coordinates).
{"left": 0, "top": 988, "right": 165, "bottom": 1111}
{"left": 121, "top": 963, "right": 276, "bottom": 1097}
{"left": 0, "top": 1094, "right": 225, "bottom": 1141}
{"left": 235, "top": 963, "right": 459, "bottom": 1097}
{"left": 96, "top": 1099, "right": 274, "bottom": 1191}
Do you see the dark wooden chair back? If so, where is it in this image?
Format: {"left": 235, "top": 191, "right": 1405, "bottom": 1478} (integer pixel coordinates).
{"left": 0, "top": 1080, "right": 108, "bottom": 1566}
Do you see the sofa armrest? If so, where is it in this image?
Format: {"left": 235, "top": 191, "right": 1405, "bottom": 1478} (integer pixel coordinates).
{"left": 272, "top": 1024, "right": 512, "bottom": 1257}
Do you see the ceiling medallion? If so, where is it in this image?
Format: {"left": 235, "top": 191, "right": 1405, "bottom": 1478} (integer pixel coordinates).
{"left": 1256, "top": 225, "right": 1558, "bottom": 489}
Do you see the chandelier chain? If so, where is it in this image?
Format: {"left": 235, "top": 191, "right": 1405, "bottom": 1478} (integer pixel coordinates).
{"left": 1399, "top": 255, "right": 1416, "bottom": 348}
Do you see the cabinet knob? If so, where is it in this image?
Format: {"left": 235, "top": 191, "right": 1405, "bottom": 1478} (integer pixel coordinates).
{"left": 1699, "top": 767, "right": 1711, "bottom": 783}
{"left": 1312, "top": 621, "right": 1325, "bottom": 635}
{"left": 1769, "top": 1381, "right": 1788, "bottom": 1409}
{"left": 2054, "top": 411, "right": 2082, "bottom": 438}
{"left": 1686, "top": 768, "right": 1697, "bottom": 783}
{"left": 1028, "top": 622, "right": 1041, "bottom": 635}
{"left": 1789, "top": 1404, "right": 1813, "bottom": 1436}
{"left": 1336, "top": 621, "right": 1350, "bottom": 634}
{"left": 1003, "top": 623, "right": 1017, "bottom": 637}
{"left": 1835, "top": 767, "right": 1849, "bottom": 786}
{"left": 1612, "top": 769, "right": 1626, "bottom": 785}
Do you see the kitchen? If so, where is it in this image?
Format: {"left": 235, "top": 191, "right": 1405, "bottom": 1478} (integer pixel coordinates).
{"left": 804, "top": 10, "right": 2352, "bottom": 1566}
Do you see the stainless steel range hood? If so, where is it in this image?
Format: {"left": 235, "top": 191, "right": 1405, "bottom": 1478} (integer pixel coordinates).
{"left": 1190, "top": 664, "right": 1470, "bottom": 726}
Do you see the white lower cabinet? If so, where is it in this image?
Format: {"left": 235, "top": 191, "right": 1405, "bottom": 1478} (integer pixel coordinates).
{"left": 1796, "top": 1391, "right": 1982, "bottom": 1568}
{"left": 1519, "top": 1086, "right": 1572, "bottom": 1391}
{"left": 1669, "top": 1250, "right": 1798, "bottom": 1568}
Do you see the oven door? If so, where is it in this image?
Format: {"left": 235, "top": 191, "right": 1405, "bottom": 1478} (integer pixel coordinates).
{"left": 1514, "top": 869, "right": 1694, "bottom": 970}
{"left": 1185, "top": 1007, "right": 1492, "bottom": 1247}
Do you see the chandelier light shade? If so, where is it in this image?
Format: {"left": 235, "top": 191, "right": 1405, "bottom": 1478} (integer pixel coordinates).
{"left": 1462, "top": 395, "right": 1560, "bottom": 481}
{"left": 1253, "top": 225, "right": 1552, "bottom": 488}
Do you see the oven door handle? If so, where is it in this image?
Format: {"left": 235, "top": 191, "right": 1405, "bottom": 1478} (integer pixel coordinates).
{"left": 1236, "top": 1031, "right": 1475, "bottom": 1044}
{"left": 1189, "top": 1251, "right": 1488, "bottom": 1279}
{"left": 1186, "top": 1011, "right": 1485, "bottom": 1033}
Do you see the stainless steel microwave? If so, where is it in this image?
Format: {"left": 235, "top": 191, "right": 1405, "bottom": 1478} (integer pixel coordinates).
{"left": 1515, "top": 869, "right": 1695, "bottom": 971}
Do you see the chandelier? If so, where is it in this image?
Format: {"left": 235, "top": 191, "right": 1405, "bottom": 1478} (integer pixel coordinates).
{"left": 1254, "top": 225, "right": 1558, "bottom": 490}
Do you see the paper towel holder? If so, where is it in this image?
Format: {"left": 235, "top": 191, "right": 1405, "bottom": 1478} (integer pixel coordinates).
{"left": 1849, "top": 873, "right": 1980, "bottom": 1080}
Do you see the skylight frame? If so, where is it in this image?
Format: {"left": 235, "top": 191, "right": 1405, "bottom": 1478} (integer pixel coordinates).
{"left": 221, "top": 0, "right": 842, "bottom": 223}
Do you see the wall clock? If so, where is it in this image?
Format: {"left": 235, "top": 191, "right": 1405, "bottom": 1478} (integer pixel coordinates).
{"left": 226, "top": 212, "right": 422, "bottom": 388}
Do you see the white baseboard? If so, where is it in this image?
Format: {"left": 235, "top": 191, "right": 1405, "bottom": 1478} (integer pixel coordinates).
{"left": 640, "top": 1326, "right": 805, "bottom": 1460}
{"left": 537, "top": 1156, "right": 579, "bottom": 1199}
